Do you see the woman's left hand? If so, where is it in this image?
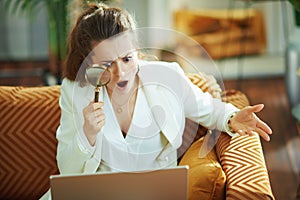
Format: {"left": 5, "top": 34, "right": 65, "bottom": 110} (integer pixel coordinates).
{"left": 229, "top": 104, "right": 272, "bottom": 142}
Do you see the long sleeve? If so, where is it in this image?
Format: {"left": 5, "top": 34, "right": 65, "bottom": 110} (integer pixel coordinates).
{"left": 56, "top": 79, "right": 98, "bottom": 174}
{"left": 138, "top": 61, "right": 239, "bottom": 140}
{"left": 147, "top": 61, "right": 238, "bottom": 132}
{"left": 182, "top": 75, "right": 239, "bottom": 132}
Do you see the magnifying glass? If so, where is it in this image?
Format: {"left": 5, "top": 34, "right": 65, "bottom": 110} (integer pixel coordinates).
{"left": 85, "top": 64, "right": 111, "bottom": 102}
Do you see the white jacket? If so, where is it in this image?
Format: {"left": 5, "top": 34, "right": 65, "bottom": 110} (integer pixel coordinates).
{"left": 41, "top": 61, "right": 238, "bottom": 199}
{"left": 56, "top": 60, "right": 238, "bottom": 174}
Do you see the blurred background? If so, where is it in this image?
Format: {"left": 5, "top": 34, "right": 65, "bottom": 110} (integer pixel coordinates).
{"left": 0, "top": 0, "right": 298, "bottom": 86}
{"left": 0, "top": 0, "right": 299, "bottom": 199}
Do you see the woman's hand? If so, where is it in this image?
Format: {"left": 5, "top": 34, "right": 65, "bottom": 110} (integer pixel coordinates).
{"left": 229, "top": 104, "right": 272, "bottom": 142}
{"left": 83, "top": 101, "right": 106, "bottom": 146}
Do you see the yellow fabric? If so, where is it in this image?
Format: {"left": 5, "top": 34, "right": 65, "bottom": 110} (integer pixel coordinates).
{"left": 179, "top": 137, "right": 226, "bottom": 200}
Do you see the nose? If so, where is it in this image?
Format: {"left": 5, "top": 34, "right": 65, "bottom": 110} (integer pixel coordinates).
{"left": 113, "top": 60, "right": 126, "bottom": 76}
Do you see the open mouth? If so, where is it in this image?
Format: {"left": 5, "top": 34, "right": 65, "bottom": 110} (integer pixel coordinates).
{"left": 117, "top": 80, "right": 128, "bottom": 88}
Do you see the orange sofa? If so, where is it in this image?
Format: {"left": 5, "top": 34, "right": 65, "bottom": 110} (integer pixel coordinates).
{"left": 0, "top": 73, "right": 274, "bottom": 200}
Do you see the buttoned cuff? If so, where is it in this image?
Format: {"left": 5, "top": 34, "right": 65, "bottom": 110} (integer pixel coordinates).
{"left": 224, "top": 111, "right": 240, "bottom": 137}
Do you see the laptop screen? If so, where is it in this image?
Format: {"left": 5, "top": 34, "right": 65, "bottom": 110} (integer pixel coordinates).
{"left": 50, "top": 165, "right": 188, "bottom": 200}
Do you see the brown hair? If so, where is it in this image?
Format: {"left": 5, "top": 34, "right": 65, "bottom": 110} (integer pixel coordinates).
{"left": 63, "top": 3, "right": 136, "bottom": 82}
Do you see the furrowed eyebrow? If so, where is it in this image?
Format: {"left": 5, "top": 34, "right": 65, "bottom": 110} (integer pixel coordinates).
{"left": 103, "top": 54, "right": 132, "bottom": 62}
{"left": 122, "top": 53, "right": 134, "bottom": 58}
{"left": 101, "top": 60, "right": 114, "bottom": 63}
{"left": 94, "top": 52, "right": 135, "bottom": 63}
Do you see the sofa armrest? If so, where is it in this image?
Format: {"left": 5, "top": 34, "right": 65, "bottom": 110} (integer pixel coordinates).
{"left": 185, "top": 73, "right": 274, "bottom": 199}
{"left": 217, "top": 90, "right": 274, "bottom": 199}
{"left": 0, "top": 86, "right": 60, "bottom": 199}
{"left": 216, "top": 133, "right": 274, "bottom": 200}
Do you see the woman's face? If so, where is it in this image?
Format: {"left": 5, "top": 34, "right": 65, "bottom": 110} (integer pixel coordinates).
{"left": 91, "top": 33, "right": 139, "bottom": 95}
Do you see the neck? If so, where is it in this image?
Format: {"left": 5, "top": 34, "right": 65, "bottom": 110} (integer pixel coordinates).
{"left": 108, "top": 76, "right": 139, "bottom": 114}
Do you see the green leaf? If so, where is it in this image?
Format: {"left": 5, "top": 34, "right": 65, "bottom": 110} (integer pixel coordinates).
{"left": 289, "top": 0, "right": 300, "bottom": 12}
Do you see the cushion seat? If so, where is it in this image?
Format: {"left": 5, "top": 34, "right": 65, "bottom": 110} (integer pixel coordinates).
{"left": 179, "top": 137, "right": 226, "bottom": 200}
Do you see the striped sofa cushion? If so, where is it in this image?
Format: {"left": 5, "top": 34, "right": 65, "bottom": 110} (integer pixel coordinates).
{"left": 216, "top": 133, "right": 274, "bottom": 200}
{"left": 0, "top": 86, "right": 60, "bottom": 199}
{"left": 219, "top": 92, "right": 274, "bottom": 200}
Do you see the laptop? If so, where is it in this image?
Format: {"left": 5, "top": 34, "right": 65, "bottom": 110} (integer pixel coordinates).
{"left": 50, "top": 165, "right": 189, "bottom": 200}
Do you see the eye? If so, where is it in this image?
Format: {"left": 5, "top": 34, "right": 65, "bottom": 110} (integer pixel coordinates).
{"left": 123, "top": 56, "right": 132, "bottom": 63}
{"left": 102, "top": 62, "right": 113, "bottom": 68}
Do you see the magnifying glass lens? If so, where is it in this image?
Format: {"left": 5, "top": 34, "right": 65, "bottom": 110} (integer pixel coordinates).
{"left": 85, "top": 64, "right": 111, "bottom": 102}
{"left": 86, "top": 65, "right": 110, "bottom": 87}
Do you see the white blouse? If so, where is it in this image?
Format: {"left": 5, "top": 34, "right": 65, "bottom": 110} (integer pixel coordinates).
{"left": 98, "top": 86, "right": 172, "bottom": 172}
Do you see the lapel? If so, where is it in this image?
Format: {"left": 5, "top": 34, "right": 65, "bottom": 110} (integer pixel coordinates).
{"left": 141, "top": 84, "right": 183, "bottom": 147}
{"left": 137, "top": 61, "right": 185, "bottom": 148}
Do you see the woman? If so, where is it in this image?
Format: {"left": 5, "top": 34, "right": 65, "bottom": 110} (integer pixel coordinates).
{"left": 41, "top": 2, "right": 272, "bottom": 199}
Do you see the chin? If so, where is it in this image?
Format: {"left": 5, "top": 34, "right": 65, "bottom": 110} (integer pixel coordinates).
{"left": 116, "top": 87, "right": 129, "bottom": 94}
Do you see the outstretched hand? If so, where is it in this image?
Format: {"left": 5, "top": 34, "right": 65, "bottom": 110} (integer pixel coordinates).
{"left": 229, "top": 104, "right": 272, "bottom": 142}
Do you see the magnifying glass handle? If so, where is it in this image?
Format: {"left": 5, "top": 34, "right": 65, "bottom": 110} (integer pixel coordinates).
{"left": 94, "top": 86, "right": 100, "bottom": 102}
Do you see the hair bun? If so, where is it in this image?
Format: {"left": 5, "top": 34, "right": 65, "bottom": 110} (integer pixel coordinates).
{"left": 88, "top": 2, "right": 109, "bottom": 11}
{"left": 81, "top": 2, "right": 109, "bottom": 20}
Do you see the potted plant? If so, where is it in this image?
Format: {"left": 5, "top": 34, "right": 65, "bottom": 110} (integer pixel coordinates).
{"left": 3, "top": 0, "right": 114, "bottom": 84}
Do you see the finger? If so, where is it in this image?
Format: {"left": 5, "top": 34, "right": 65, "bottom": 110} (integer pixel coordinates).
{"left": 246, "top": 104, "right": 264, "bottom": 113}
{"left": 92, "top": 115, "right": 104, "bottom": 128}
{"left": 95, "top": 113, "right": 105, "bottom": 124}
{"left": 236, "top": 129, "right": 247, "bottom": 136}
{"left": 256, "top": 120, "right": 272, "bottom": 134}
{"left": 248, "top": 130, "right": 257, "bottom": 137}
{"left": 93, "top": 102, "right": 104, "bottom": 110}
{"left": 87, "top": 114, "right": 98, "bottom": 125}
{"left": 94, "top": 109, "right": 105, "bottom": 118}
{"left": 83, "top": 101, "right": 95, "bottom": 114}
{"left": 97, "top": 117, "right": 106, "bottom": 127}
{"left": 252, "top": 128, "right": 270, "bottom": 142}
{"left": 84, "top": 102, "right": 97, "bottom": 114}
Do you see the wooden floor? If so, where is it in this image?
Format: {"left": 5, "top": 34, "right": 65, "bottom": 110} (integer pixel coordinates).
{"left": 1, "top": 61, "right": 299, "bottom": 199}
{"left": 224, "top": 77, "right": 300, "bottom": 200}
